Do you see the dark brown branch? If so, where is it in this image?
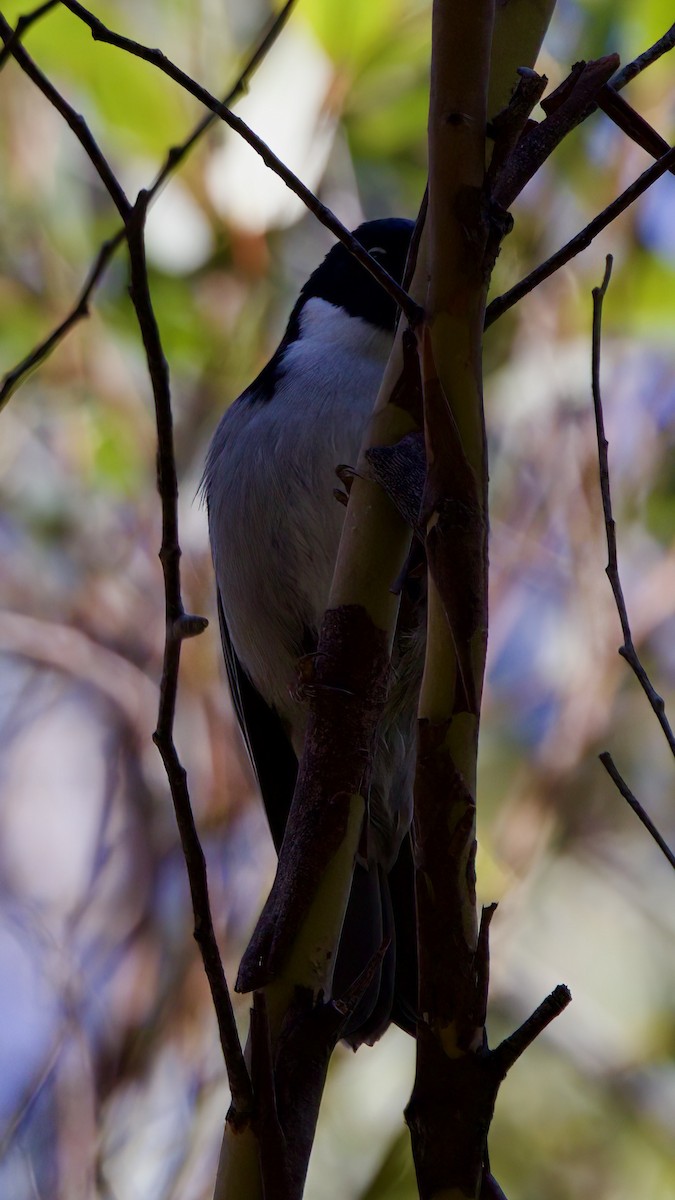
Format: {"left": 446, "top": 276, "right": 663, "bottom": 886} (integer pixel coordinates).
{"left": 249, "top": 993, "right": 292, "bottom": 1199}
{"left": 486, "top": 66, "right": 548, "bottom": 192}
{"left": 492, "top": 985, "right": 572, "bottom": 1076}
{"left": 501, "top": 21, "right": 675, "bottom": 203}
{"left": 0, "top": 15, "right": 130, "bottom": 219}
{"left": 0, "top": 234, "right": 120, "bottom": 411}
{"left": 493, "top": 55, "right": 619, "bottom": 211}
{"left": 126, "top": 190, "right": 253, "bottom": 1117}
{"left": 599, "top": 753, "right": 675, "bottom": 870}
{"left": 2, "top": 15, "right": 253, "bottom": 1118}
{"left": 597, "top": 86, "right": 675, "bottom": 173}
{"left": 0, "top": 0, "right": 298, "bottom": 406}
{"left": 485, "top": 143, "right": 675, "bottom": 326}
{"left": 611, "top": 22, "right": 675, "bottom": 91}
{"left": 591, "top": 256, "right": 675, "bottom": 755}
{"left": 144, "top": 0, "right": 298, "bottom": 202}
{"left": 57, "top": 0, "right": 421, "bottom": 325}
{"left": 0, "top": 1, "right": 59, "bottom": 71}
{"left": 490, "top": 24, "right": 675, "bottom": 216}
{"left": 485, "top": 23, "right": 675, "bottom": 324}
{"left": 272, "top": 989, "right": 348, "bottom": 1198}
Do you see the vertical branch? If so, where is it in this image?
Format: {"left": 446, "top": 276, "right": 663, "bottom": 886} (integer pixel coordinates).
{"left": 125, "top": 192, "right": 253, "bottom": 1120}
{"left": 0, "top": 0, "right": 254, "bottom": 1140}
{"left": 406, "top": 1, "right": 569, "bottom": 1198}
{"left": 488, "top": 0, "right": 556, "bottom": 120}
{"left": 591, "top": 256, "right": 675, "bottom": 756}
{"left": 407, "top": 0, "right": 494, "bottom": 1194}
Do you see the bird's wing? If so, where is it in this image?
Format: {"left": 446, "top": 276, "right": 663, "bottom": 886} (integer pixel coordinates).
{"left": 216, "top": 589, "right": 298, "bottom": 851}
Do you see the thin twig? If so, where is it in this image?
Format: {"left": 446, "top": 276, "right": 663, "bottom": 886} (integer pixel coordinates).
{"left": 485, "top": 20, "right": 675, "bottom": 323}
{"left": 144, "top": 0, "right": 298, "bottom": 202}
{"left": 0, "top": 0, "right": 59, "bottom": 71}
{"left": 492, "top": 985, "right": 572, "bottom": 1076}
{"left": 0, "top": 13, "right": 130, "bottom": 218}
{"left": 57, "top": 0, "right": 420, "bottom": 324}
{"left": 485, "top": 143, "right": 675, "bottom": 326}
{"left": 591, "top": 256, "right": 675, "bottom": 755}
{"left": 599, "top": 753, "right": 675, "bottom": 870}
{"left": 493, "top": 55, "right": 619, "bottom": 212}
{"left": 597, "top": 87, "right": 675, "bottom": 173}
{"left": 2, "top": 18, "right": 255, "bottom": 1111}
{"left": 0, "top": 0, "right": 298, "bottom": 406}
{"left": 126, "top": 190, "right": 253, "bottom": 1115}
{"left": 0, "top": 235, "right": 120, "bottom": 411}
{"left": 611, "top": 22, "right": 675, "bottom": 91}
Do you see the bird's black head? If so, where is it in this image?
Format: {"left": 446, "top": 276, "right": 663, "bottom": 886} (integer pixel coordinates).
{"left": 244, "top": 218, "right": 415, "bottom": 404}
{"left": 297, "top": 217, "right": 414, "bottom": 333}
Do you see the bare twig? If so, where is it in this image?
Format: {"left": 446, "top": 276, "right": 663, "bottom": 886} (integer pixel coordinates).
{"left": 597, "top": 87, "right": 675, "bottom": 173}
{"left": 485, "top": 143, "right": 675, "bottom": 326}
{"left": 0, "top": 0, "right": 298, "bottom": 407}
{"left": 144, "top": 0, "right": 298, "bottom": 200}
{"left": 0, "top": 235, "right": 120, "bottom": 411}
{"left": 56, "top": 0, "right": 420, "bottom": 324}
{"left": 2, "top": 25, "right": 253, "bottom": 1106}
{"left": 493, "top": 55, "right": 619, "bottom": 211}
{"left": 0, "top": 14, "right": 131, "bottom": 219}
{"left": 591, "top": 256, "right": 675, "bottom": 755}
{"left": 0, "top": 1, "right": 59, "bottom": 71}
{"left": 486, "top": 67, "right": 548, "bottom": 192}
{"left": 492, "top": 985, "right": 572, "bottom": 1076}
{"left": 611, "top": 22, "right": 675, "bottom": 91}
{"left": 126, "top": 191, "right": 253, "bottom": 1117}
{"left": 1, "top": 0, "right": 253, "bottom": 1121}
{"left": 4, "top": 0, "right": 263, "bottom": 1128}
{"left": 485, "top": 21, "right": 675, "bottom": 324}
{"left": 599, "top": 753, "right": 675, "bottom": 870}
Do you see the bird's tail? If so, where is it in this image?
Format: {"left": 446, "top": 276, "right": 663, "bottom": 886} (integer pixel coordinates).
{"left": 334, "top": 834, "right": 417, "bottom": 1047}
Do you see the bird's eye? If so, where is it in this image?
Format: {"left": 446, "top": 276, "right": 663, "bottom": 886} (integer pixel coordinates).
{"left": 369, "top": 246, "right": 387, "bottom": 259}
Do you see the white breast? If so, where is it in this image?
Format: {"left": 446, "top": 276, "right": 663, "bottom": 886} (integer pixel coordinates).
{"left": 205, "top": 299, "right": 393, "bottom": 724}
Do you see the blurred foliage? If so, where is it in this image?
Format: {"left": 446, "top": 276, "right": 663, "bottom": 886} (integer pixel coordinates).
{"left": 0, "top": 1, "right": 674, "bottom": 1198}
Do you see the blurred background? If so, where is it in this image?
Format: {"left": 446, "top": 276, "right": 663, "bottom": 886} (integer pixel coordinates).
{"left": 0, "top": 0, "right": 674, "bottom": 1197}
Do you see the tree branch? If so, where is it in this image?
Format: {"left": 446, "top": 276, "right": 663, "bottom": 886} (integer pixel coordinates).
{"left": 590, "top": 256, "right": 675, "bottom": 755}
{"left": 124, "top": 190, "right": 253, "bottom": 1117}
{"left": 610, "top": 22, "right": 675, "bottom": 91}
{"left": 599, "top": 753, "right": 675, "bottom": 870}
{"left": 485, "top": 143, "right": 675, "bottom": 326}
{"left": 597, "top": 86, "right": 675, "bottom": 173}
{"left": 0, "top": 28, "right": 255, "bottom": 1115}
{"left": 56, "top": 0, "right": 420, "bottom": 324}
{"left": 493, "top": 55, "right": 619, "bottom": 211}
{"left": 486, "top": 20, "right": 675, "bottom": 324}
{"left": 492, "top": 985, "right": 572, "bottom": 1076}
{"left": 0, "top": 0, "right": 299, "bottom": 408}
{"left": 0, "top": 13, "right": 131, "bottom": 219}
{"left": 0, "top": 1, "right": 59, "bottom": 72}
{"left": 0, "top": 234, "right": 120, "bottom": 412}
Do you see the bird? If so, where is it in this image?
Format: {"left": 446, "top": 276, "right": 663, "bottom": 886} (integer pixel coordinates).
{"left": 203, "top": 217, "right": 419, "bottom": 1045}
